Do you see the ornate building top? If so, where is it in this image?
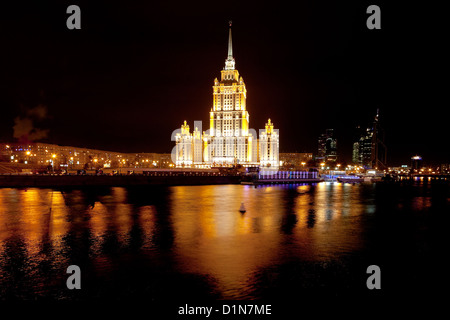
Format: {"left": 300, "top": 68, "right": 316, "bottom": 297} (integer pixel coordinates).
{"left": 224, "top": 21, "right": 235, "bottom": 71}
{"left": 265, "top": 119, "right": 274, "bottom": 134}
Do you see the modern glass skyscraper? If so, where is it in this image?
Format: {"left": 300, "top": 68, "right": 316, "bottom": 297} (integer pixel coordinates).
{"left": 352, "top": 110, "right": 387, "bottom": 169}
{"left": 317, "top": 129, "right": 337, "bottom": 162}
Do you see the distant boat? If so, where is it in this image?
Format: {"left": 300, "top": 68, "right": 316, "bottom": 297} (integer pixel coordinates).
{"left": 239, "top": 203, "right": 246, "bottom": 213}
{"left": 337, "top": 176, "right": 364, "bottom": 183}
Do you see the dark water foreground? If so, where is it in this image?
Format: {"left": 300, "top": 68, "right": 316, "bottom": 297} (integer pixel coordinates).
{"left": 0, "top": 181, "right": 448, "bottom": 314}
{"left": 0, "top": 174, "right": 241, "bottom": 187}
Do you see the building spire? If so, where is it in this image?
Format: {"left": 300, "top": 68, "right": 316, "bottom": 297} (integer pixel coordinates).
{"left": 224, "top": 21, "right": 235, "bottom": 70}
{"left": 227, "top": 21, "right": 233, "bottom": 59}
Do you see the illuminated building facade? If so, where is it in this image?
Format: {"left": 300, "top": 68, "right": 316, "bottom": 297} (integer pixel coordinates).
{"left": 174, "top": 23, "right": 279, "bottom": 168}
{"left": 353, "top": 127, "right": 374, "bottom": 167}
{"left": 259, "top": 119, "right": 279, "bottom": 167}
{"left": 352, "top": 110, "right": 387, "bottom": 169}
{"left": 411, "top": 155, "right": 423, "bottom": 171}
{"left": 0, "top": 142, "right": 173, "bottom": 172}
{"left": 317, "top": 129, "right": 337, "bottom": 162}
{"left": 175, "top": 121, "right": 193, "bottom": 167}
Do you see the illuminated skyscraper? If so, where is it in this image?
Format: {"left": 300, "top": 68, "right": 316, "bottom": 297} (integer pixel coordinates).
{"left": 352, "top": 110, "right": 387, "bottom": 169}
{"left": 174, "top": 23, "right": 279, "bottom": 168}
{"left": 317, "top": 129, "right": 337, "bottom": 162}
{"left": 207, "top": 22, "right": 256, "bottom": 166}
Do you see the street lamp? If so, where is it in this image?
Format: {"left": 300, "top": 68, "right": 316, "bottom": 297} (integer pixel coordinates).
{"left": 51, "top": 154, "right": 56, "bottom": 172}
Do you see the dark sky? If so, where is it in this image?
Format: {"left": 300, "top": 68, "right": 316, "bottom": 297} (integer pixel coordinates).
{"left": 0, "top": 1, "right": 446, "bottom": 166}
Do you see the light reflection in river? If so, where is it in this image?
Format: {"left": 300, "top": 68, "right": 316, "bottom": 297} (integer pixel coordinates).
{"left": 0, "top": 181, "right": 444, "bottom": 300}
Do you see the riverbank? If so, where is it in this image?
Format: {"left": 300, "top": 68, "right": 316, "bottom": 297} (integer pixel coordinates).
{"left": 0, "top": 174, "right": 242, "bottom": 188}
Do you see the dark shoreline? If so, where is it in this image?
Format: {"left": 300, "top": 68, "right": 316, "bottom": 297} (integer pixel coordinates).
{"left": 0, "top": 174, "right": 242, "bottom": 188}
{"left": 2, "top": 174, "right": 448, "bottom": 188}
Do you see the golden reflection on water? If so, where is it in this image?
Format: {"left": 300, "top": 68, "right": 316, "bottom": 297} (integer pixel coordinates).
{"left": 0, "top": 189, "right": 69, "bottom": 257}
{"left": 0, "top": 188, "right": 158, "bottom": 266}
{"left": 292, "top": 183, "right": 367, "bottom": 260}
{"left": 170, "top": 185, "right": 284, "bottom": 296}
{"left": 0, "top": 183, "right": 380, "bottom": 299}
{"left": 169, "top": 183, "right": 369, "bottom": 297}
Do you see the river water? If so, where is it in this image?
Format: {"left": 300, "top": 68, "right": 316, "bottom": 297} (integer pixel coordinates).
{"left": 0, "top": 181, "right": 447, "bottom": 305}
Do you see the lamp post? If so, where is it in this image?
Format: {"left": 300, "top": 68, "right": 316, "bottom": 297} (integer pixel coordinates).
{"left": 25, "top": 151, "right": 31, "bottom": 165}
{"left": 320, "top": 162, "right": 325, "bottom": 171}
{"left": 51, "top": 154, "right": 56, "bottom": 173}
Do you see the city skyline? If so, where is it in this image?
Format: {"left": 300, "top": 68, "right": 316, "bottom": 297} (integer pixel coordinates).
{"left": 0, "top": 1, "right": 447, "bottom": 166}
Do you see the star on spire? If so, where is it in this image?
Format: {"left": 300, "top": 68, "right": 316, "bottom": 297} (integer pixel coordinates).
{"left": 225, "top": 21, "right": 235, "bottom": 70}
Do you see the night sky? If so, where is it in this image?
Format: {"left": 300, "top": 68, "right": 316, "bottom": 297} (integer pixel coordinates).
{"left": 0, "top": 1, "right": 446, "bottom": 165}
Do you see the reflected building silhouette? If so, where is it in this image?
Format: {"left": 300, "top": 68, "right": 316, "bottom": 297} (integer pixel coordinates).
{"left": 307, "top": 209, "right": 316, "bottom": 228}
{"left": 280, "top": 186, "right": 300, "bottom": 234}
{"left": 0, "top": 183, "right": 393, "bottom": 300}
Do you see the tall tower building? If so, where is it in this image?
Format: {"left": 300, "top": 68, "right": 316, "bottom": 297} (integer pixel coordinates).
{"left": 353, "top": 109, "right": 387, "bottom": 169}
{"left": 317, "top": 129, "right": 337, "bottom": 162}
{"left": 207, "top": 22, "right": 256, "bottom": 166}
{"left": 370, "top": 109, "right": 387, "bottom": 170}
{"left": 174, "top": 23, "right": 279, "bottom": 169}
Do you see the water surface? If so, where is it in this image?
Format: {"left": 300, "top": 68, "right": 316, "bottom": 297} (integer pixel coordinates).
{"left": 0, "top": 182, "right": 446, "bottom": 301}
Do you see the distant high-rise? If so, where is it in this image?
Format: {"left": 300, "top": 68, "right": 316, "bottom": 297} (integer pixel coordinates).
{"left": 411, "top": 155, "right": 423, "bottom": 171}
{"left": 317, "top": 129, "right": 337, "bottom": 162}
{"left": 353, "top": 110, "right": 387, "bottom": 169}
{"left": 352, "top": 126, "right": 373, "bottom": 166}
